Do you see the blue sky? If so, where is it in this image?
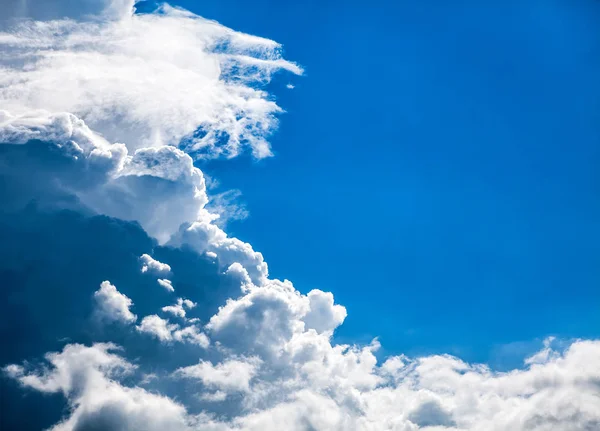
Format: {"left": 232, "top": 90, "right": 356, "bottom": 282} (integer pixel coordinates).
{"left": 1, "top": 1, "right": 600, "bottom": 429}
{"left": 186, "top": 0, "right": 600, "bottom": 364}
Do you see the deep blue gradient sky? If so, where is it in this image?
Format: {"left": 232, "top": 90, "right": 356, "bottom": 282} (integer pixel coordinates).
{"left": 177, "top": 0, "right": 600, "bottom": 365}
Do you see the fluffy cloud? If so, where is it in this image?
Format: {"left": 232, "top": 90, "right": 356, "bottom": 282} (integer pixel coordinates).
{"left": 140, "top": 253, "right": 172, "bottom": 275}
{"left": 175, "top": 357, "right": 261, "bottom": 399}
{"left": 158, "top": 278, "right": 176, "bottom": 292}
{"left": 206, "top": 279, "right": 347, "bottom": 360}
{"left": 93, "top": 280, "right": 137, "bottom": 324}
{"left": 137, "top": 315, "right": 176, "bottom": 342}
{"left": 162, "top": 297, "right": 197, "bottom": 319}
{"left": 0, "top": 2, "right": 301, "bottom": 158}
{"left": 2, "top": 2, "right": 599, "bottom": 431}
{"left": 0, "top": 110, "right": 110, "bottom": 150}
{"left": 5, "top": 339, "right": 600, "bottom": 430}
{"left": 3, "top": 343, "right": 196, "bottom": 431}
{"left": 170, "top": 219, "right": 269, "bottom": 285}
{"left": 1, "top": 111, "right": 209, "bottom": 243}
{"left": 136, "top": 315, "right": 209, "bottom": 348}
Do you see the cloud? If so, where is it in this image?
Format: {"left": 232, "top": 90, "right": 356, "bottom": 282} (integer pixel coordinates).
{"left": 93, "top": 280, "right": 137, "bottom": 324}
{"left": 0, "top": 2, "right": 301, "bottom": 159}
{"left": 303, "top": 289, "right": 347, "bottom": 335}
{"left": 5, "top": 339, "right": 600, "bottom": 430}
{"left": 0, "top": 110, "right": 109, "bottom": 150}
{"left": 140, "top": 254, "right": 172, "bottom": 275}
{"left": 158, "top": 279, "right": 175, "bottom": 292}
{"left": 136, "top": 315, "right": 177, "bottom": 342}
{"left": 162, "top": 297, "right": 196, "bottom": 319}
{"left": 136, "top": 315, "right": 208, "bottom": 348}
{"left": 175, "top": 357, "right": 261, "bottom": 398}
{"left": 206, "top": 189, "right": 249, "bottom": 228}
{"left": 170, "top": 219, "right": 268, "bottom": 285}
{"left": 171, "top": 325, "right": 210, "bottom": 348}
{"left": 2, "top": 2, "right": 599, "bottom": 431}
{"left": 0, "top": 0, "right": 135, "bottom": 22}
{"left": 206, "top": 279, "right": 347, "bottom": 361}
{"left": 3, "top": 343, "right": 196, "bottom": 431}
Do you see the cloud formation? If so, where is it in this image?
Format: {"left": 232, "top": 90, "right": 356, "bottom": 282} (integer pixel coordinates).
{"left": 93, "top": 280, "right": 137, "bottom": 324}
{"left": 136, "top": 314, "right": 209, "bottom": 348}
{"left": 140, "top": 253, "right": 172, "bottom": 275}
{"left": 0, "top": 1, "right": 301, "bottom": 158}
{"left": 1, "top": 2, "right": 599, "bottom": 431}
{"left": 6, "top": 338, "right": 600, "bottom": 430}
{"left": 158, "top": 278, "right": 176, "bottom": 292}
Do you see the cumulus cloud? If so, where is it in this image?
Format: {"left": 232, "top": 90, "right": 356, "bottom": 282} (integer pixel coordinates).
{"left": 140, "top": 253, "right": 171, "bottom": 275}
{"left": 93, "top": 280, "right": 137, "bottom": 324}
{"left": 5, "top": 339, "right": 600, "bottom": 430}
{"left": 2, "top": 2, "right": 599, "bottom": 431}
{"left": 1, "top": 111, "right": 209, "bottom": 243}
{"left": 0, "top": 2, "right": 301, "bottom": 158}
{"left": 170, "top": 219, "right": 268, "bottom": 285}
{"left": 206, "top": 279, "right": 347, "bottom": 360}
{"left": 158, "top": 278, "right": 175, "bottom": 292}
{"left": 0, "top": 110, "right": 109, "bottom": 150}
{"left": 175, "top": 357, "right": 261, "bottom": 398}
{"left": 303, "top": 289, "right": 348, "bottom": 335}
{"left": 3, "top": 343, "right": 196, "bottom": 431}
{"left": 136, "top": 315, "right": 177, "bottom": 342}
{"left": 136, "top": 315, "right": 208, "bottom": 348}
{"left": 162, "top": 297, "right": 197, "bottom": 319}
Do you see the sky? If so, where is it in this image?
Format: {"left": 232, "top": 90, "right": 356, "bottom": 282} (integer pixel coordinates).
{"left": 190, "top": 0, "right": 600, "bottom": 363}
{"left": 0, "top": 1, "right": 599, "bottom": 430}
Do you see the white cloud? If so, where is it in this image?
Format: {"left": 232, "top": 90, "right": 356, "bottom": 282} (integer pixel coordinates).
{"left": 2, "top": 3, "right": 600, "bottom": 431}
{"left": 162, "top": 297, "right": 196, "bottom": 319}
{"left": 0, "top": 111, "right": 210, "bottom": 243}
{"left": 0, "top": 3, "right": 301, "bottom": 159}
{"left": 136, "top": 315, "right": 177, "bottom": 342}
{"left": 303, "top": 289, "right": 347, "bottom": 335}
{"left": 206, "top": 189, "right": 249, "bottom": 228}
{"left": 172, "top": 325, "right": 210, "bottom": 348}
{"left": 136, "top": 314, "right": 208, "bottom": 348}
{"left": 6, "top": 340, "right": 600, "bottom": 430}
{"left": 0, "top": 110, "right": 110, "bottom": 150}
{"left": 87, "top": 145, "right": 209, "bottom": 243}
{"left": 93, "top": 280, "right": 136, "bottom": 324}
{"left": 170, "top": 219, "right": 268, "bottom": 285}
{"left": 175, "top": 357, "right": 261, "bottom": 397}
{"left": 206, "top": 279, "right": 347, "bottom": 360}
{"left": 3, "top": 343, "right": 197, "bottom": 431}
{"left": 140, "top": 253, "right": 171, "bottom": 275}
{"left": 158, "top": 279, "right": 175, "bottom": 292}
{"left": 1, "top": 0, "right": 135, "bottom": 22}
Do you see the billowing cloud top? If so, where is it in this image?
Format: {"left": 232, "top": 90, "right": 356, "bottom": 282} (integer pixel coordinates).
{"left": 1, "top": 1, "right": 599, "bottom": 431}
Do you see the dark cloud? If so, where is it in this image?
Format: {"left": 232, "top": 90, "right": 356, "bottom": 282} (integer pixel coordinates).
{"left": 0, "top": 140, "right": 248, "bottom": 429}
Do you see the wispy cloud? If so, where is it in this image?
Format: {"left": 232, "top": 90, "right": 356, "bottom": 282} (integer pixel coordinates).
{"left": 0, "top": 2, "right": 301, "bottom": 159}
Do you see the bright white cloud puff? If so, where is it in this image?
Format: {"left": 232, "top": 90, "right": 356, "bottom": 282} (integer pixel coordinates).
{"left": 140, "top": 254, "right": 172, "bottom": 275}
{"left": 157, "top": 278, "right": 176, "bottom": 292}
{"left": 162, "top": 297, "right": 196, "bottom": 319}
{"left": 93, "top": 280, "right": 137, "bottom": 324}
{"left": 1, "top": 2, "right": 599, "bottom": 431}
